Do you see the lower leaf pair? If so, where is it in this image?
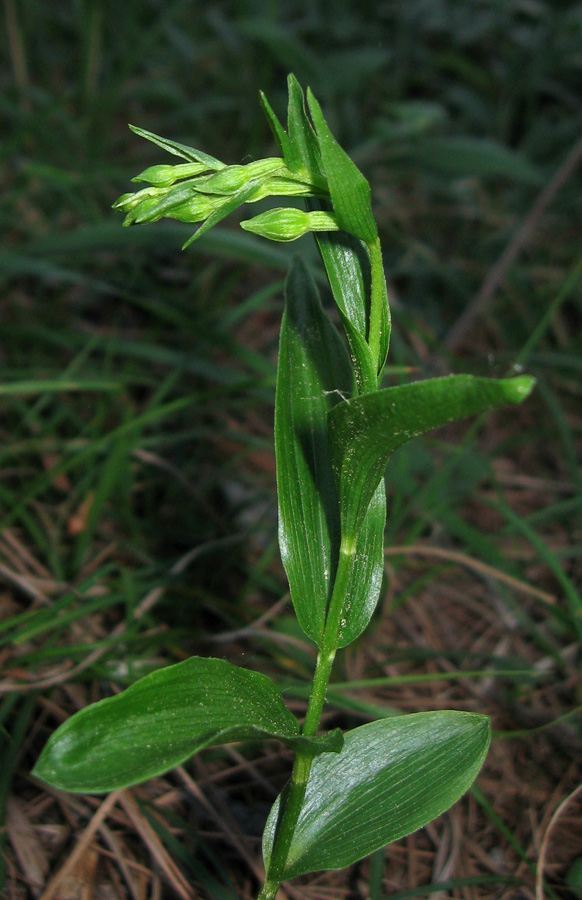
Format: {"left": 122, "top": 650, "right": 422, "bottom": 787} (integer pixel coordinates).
{"left": 34, "top": 655, "right": 490, "bottom": 877}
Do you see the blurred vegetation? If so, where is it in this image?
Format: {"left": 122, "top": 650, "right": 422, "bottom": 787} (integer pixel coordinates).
{"left": 1, "top": 1, "right": 581, "bottom": 898}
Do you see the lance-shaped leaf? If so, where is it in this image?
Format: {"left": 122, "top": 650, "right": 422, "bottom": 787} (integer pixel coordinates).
{"left": 260, "top": 75, "right": 325, "bottom": 184}
{"left": 276, "top": 257, "right": 355, "bottom": 647}
{"left": 310, "top": 222, "right": 378, "bottom": 390}
{"left": 336, "top": 481, "right": 385, "bottom": 648}
{"left": 307, "top": 89, "right": 377, "bottom": 244}
{"left": 287, "top": 74, "right": 325, "bottom": 179}
{"left": 329, "top": 374, "right": 536, "bottom": 543}
{"left": 129, "top": 124, "right": 225, "bottom": 170}
{"left": 33, "top": 657, "right": 342, "bottom": 794}
{"left": 261, "top": 88, "right": 297, "bottom": 168}
{"left": 263, "top": 711, "right": 490, "bottom": 878}
{"left": 308, "top": 228, "right": 386, "bottom": 646}
{"left": 305, "top": 219, "right": 375, "bottom": 395}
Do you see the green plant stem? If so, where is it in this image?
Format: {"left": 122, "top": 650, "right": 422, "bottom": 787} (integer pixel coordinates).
{"left": 257, "top": 750, "right": 314, "bottom": 900}
{"left": 258, "top": 545, "right": 357, "bottom": 898}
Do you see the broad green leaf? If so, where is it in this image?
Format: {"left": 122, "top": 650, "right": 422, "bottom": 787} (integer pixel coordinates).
{"left": 309, "top": 228, "right": 387, "bottom": 646}
{"left": 276, "top": 257, "right": 355, "bottom": 647}
{"left": 312, "top": 222, "right": 368, "bottom": 336}
{"left": 307, "top": 89, "right": 377, "bottom": 243}
{"left": 328, "top": 375, "right": 536, "bottom": 542}
{"left": 410, "top": 136, "right": 542, "bottom": 186}
{"left": 33, "top": 657, "right": 341, "bottom": 794}
{"left": 263, "top": 711, "right": 490, "bottom": 878}
{"left": 310, "top": 223, "right": 377, "bottom": 393}
{"left": 129, "top": 124, "right": 225, "bottom": 171}
{"left": 337, "top": 481, "right": 386, "bottom": 648}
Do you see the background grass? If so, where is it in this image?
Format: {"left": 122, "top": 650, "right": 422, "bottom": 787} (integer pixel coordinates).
{"left": 1, "top": 2, "right": 581, "bottom": 898}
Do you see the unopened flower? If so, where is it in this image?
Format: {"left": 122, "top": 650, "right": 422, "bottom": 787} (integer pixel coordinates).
{"left": 240, "top": 207, "right": 339, "bottom": 242}
{"left": 132, "top": 162, "right": 212, "bottom": 187}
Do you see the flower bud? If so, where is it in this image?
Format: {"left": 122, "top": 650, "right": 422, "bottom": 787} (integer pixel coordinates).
{"left": 250, "top": 175, "right": 329, "bottom": 202}
{"left": 194, "top": 158, "right": 286, "bottom": 195}
{"left": 118, "top": 183, "right": 217, "bottom": 226}
{"left": 113, "top": 186, "right": 164, "bottom": 213}
{"left": 240, "top": 207, "right": 339, "bottom": 242}
{"left": 131, "top": 162, "right": 211, "bottom": 187}
{"left": 200, "top": 165, "right": 249, "bottom": 194}
{"left": 164, "top": 194, "right": 218, "bottom": 223}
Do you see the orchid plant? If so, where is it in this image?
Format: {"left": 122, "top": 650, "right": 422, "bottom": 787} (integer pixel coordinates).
{"left": 34, "top": 75, "right": 534, "bottom": 899}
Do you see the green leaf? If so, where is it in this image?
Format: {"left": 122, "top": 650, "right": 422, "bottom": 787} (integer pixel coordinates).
{"left": 260, "top": 90, "right": 299, "bottom": 171}
{"left": 263, "top": 711, "right": 491, "bottom": 878}
{"left": 307, "top": 89, "right": 377, "bottom": 243}
{"left": 276, "top": 257, "right": 355, "bottom": 647}
{"left": 310, "top": 223, "right": 376, "bottom": 392}
{"left": 260, "top": 76, "right": 325, "bottom": 183}
{"left": 308, "top": 228, "right": 386, "bottom": 646}
{"left": 328, "top": 374, "right": 536, "bottom": 543}
{"left": 32, "top": 657, "right": 339, "bottom": 794}
{"left": 337, "top": 481, "right": 385, "bottom": 647}
{"left": 287, "top": 75, "right": 325, "bottom": 179}
{"left": 129, "top": 124, "right": 225, "bottom": 171}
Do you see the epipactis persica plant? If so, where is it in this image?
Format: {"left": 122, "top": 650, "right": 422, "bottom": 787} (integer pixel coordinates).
{"left": 34, "top": 76, "right": 535, "bottom": 899}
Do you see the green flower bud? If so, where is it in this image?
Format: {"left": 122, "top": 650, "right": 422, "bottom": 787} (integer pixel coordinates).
{"left": 193, "top": 158, "right": 285, "bottom": 196}
{"left": 113, "top": 186, "right": 165, "bottom": 213}
{"left": 164, "top": 194, "right": 218, "bottom": 223}
{"left": 120, "top": 183, "right": 212, "bottom": 226}
{"left": 198, "top": 165, "right": 249, "bottom": 195}
{"left": 248, "top": 175, "right": 329, "bottom": 203}
{"left": 244, "top": 158, "right": 288, "bottom": 179}
{"left": 240, "top": 207, "right": 339, "bottom": 242}
{"left": 131, "top": 162, "right": 212, "bottom": 187}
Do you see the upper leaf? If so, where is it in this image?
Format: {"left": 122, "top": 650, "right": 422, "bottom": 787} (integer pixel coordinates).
{"left": 33, "top": 657, "right": 340, "bottom": 793}
{"left": 287, "top": 75, "right": 325, "bottom": 179}
{"left": 263, "top": 711, "right": 490, "bottom": 878}
{"left": 328, "top": 374, "right": 536, "bottom": 544}
{"left": 307, "top": 89, "right": 377, "bottom": 244}
{"left": 276, "top": 257, "right": 355, "bottom": 647}
{"left": 336, "top": 481, "right": 386, "bottom": 648}
{"left": 260, "top": 75, "right": 325, "bottom": 181}
{"left": 310, "top": 222, "right": 377, "bottom": 393}
{"left": 129, "top": 124, "right": 226, "bottom": 170}
{"left": 306, "top": 228, "right": 388, "bottom": 647}
{"left": 260, "top": 89, "right": 298, "bottom": 168}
